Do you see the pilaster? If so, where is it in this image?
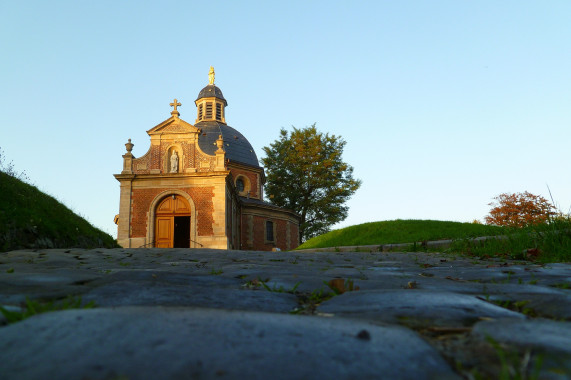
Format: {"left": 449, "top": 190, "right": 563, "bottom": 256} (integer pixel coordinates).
{"left": 116, "top": 177, "right": 134, "bottom": 247}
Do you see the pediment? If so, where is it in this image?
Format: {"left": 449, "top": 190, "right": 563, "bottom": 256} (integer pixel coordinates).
{"left": 147, "top": 116, "right": 200, "bottom": 135}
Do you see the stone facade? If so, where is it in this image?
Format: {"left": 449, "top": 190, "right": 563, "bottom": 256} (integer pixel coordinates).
{"left": 114, "top": 70, "right": 300, "bottom": 250}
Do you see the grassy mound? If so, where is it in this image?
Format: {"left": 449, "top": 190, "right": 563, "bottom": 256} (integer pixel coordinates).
{"left": 0, "top": 172, "right": 118, "bottom": 252}
{"left": 297, "top": 219, "right": 504, "bottom": 250}
{"left": 298, "top": 219, "right": 504, "bottom": 249}
{"left": 297, "top": 219, "right": 571, "bottom": 263}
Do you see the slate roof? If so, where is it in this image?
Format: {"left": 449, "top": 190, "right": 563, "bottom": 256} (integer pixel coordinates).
{"left": 196, "top": 85, "right": 228, "bottom": 105}
{"left": 239, "top": 196, "right": 300, "bottom": 216}
{"left": 239, "top": 197, "right": 274, "bottom": 207}
{"left": 196, "top": 121, "right": 260, "bottom": 167}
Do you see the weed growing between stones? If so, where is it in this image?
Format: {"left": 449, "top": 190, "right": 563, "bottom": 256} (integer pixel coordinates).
{"left": 290, "top": 288, "right": 336, "bottom": 315}
{"left": 418, "top": 328, "right": 546, "bottom": 380}
{"left": 325, "top": 278, "right": 360, "bottom": 294}
{"left": 242, "top": 278, "right": 265, "bottom": 289}
{"left": 0, "top": 296, "right": 96, "bottom": 324}
{"left": 490, "top": 300, "right": 538, "bottom": 317}
{"left": 484, "top": 336, "right": 544, "bottom": 380}
{"left": 209, "top": 269, "right": 223, "bottom": 275}
{"left": 289, "top": 278, "right": 360, "bottom": 315}
{"left": 260, "top": 280, "right": 300, "bottom": 294}
{"left": 241, "top": 278, "right": 300, "bottom": 293}
{"left": 241, "top": 277, "right": 360, "bottom": 315}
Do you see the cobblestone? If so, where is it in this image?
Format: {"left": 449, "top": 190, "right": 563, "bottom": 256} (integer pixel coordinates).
{"left": 0, "top": 248, "right": 569, "bottom": 379}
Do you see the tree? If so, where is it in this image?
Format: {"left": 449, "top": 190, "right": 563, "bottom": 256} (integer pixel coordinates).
{"left": 485, "top": 192, "right": 556, "bottom": 228}
{"left": 261, "top": 124, "right": 361, "bottom": 241}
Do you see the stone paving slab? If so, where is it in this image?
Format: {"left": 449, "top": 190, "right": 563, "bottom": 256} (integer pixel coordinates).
{"left": 0, "top": 248, "right": 570, "bottom": 379}
{"left": 472, "top": 319, "right": 571, "bottom": 379}
{"left": 0, "top": 307, "right": 459, "bottom": 380}
{"left": 82, "top": 272, "right": 298, "bottom": 312}
{"left": 472, "top": 318, "right": 571, "bottom": 355}
{"left": 317, "top": 289, "right": 525, "bottom": 327}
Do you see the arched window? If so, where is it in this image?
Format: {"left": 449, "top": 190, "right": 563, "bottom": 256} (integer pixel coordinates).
{"left": 236, "top": 178, "right": 245, "bottom": 192}
{"left": 235, "top": 175, "right": 251, "bottom": 196}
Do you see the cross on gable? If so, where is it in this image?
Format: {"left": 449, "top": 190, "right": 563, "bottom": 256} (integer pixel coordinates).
{"left": 170, "top": 99, "right": 181, "bottom": 112}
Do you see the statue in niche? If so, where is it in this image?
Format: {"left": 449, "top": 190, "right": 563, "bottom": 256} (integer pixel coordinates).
{"left": 170, "top": 150, "right": 179, "bottom": 173}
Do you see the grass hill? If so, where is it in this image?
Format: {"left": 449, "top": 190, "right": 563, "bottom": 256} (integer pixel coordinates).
{"left": 297, "top": 219, "right": 571, "bottom": 263}
{"left": 0, "top": 171, "right": 118, "bottom": 252}
{"left": 297, "top": 219, "right": 504, "bottom": 250}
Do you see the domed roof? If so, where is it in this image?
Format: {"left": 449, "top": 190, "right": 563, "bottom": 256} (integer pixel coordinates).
{"left": 196, "top": 84, "right": 227, "bottom": 105}
{"left": 196, "top": 121, "right": 259, "bottom": 167}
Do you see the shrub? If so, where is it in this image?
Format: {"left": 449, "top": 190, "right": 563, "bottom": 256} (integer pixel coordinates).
{"left": 485, "top": 192, "right": 556, "bottom": 228}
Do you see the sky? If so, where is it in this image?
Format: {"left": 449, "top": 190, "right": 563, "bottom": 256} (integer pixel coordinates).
{"left": 1, "top": 1, "right": 570, "bottom": 237}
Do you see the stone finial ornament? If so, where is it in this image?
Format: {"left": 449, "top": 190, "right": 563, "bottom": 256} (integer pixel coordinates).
{"left": 216, "top": 134, "right": 225, "bottom": 153}
{"left": 209, "top": 66, "right": 215, "bottom": 85}
{"left": 125, "top": 139, "right": 134, "bottom": 153}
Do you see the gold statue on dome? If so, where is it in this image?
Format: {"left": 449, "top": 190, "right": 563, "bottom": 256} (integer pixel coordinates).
{"left": 208, "top": 66, "right": 215, "bottom": 85}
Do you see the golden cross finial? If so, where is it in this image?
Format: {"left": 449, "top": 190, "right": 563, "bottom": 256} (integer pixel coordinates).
{"left": 208, "top": 66, "right": 215, "bottom": 85}
{"left": 170, "top": 98, "right": 181, "bottom": 112}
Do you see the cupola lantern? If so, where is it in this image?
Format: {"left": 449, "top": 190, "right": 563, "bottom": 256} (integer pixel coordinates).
{"left": 195, "top": 67, "right": 227, "bottom": 124}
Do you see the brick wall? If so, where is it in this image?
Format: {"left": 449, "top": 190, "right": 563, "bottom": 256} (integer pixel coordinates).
{"left": 133, "top": 142, "right": 208, "bottom": 174}
{"left": 130, "top": 187, "right": 214, "bottom": 238}
{"left": 244, "top": 215, "right": 298, "bottom": 251}
{"left": 132, "top": 150, "right": 151, "bottom": 174}
{"left": 290, "top": 224, "right": 299, "bottom": 248}
{"left": 150, "top": 145, "right": 160, "bottom": 171}
{"left": 241, "top": 214, "right": 253, "bottom": 249}
{"left": 276, "top": 219, "right": 287, "bottom": 250}
{"left": 183, "top": 143, "right": 195, "bottom": 169}
{"left": 230, "top": 168, "right": 260, "bottom": 198}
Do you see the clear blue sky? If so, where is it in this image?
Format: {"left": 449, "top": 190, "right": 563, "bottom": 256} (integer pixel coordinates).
{"left": 1, "top": 1, "right": 570, "bottom": 237}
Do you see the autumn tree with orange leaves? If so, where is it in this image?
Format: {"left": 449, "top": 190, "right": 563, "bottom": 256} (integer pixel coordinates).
{"left": 485, "top": 192, "right": 556, "bottom": 228}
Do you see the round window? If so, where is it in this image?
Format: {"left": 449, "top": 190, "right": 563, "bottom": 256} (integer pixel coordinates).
{"left": 236, "top": 178, "right": 245, "bottom": 192}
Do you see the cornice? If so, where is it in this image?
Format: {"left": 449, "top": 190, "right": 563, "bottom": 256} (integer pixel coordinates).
{"left": 146, "top": 116, "right": 199, "bottom": 135}
{"left": 113, "top": 171, "right": 230, "bottom": 181}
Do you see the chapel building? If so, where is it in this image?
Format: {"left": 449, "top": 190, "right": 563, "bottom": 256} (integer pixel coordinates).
{"left": 114, "top": 68, "right": 300, "bottom": 250}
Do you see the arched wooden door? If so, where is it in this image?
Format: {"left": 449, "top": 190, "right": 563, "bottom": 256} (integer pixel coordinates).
{"left": 155, "top": 195, "right": 191, "bottom": 248}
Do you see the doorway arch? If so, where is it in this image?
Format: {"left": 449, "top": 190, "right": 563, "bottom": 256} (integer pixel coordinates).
{"left": 148, "top": 191, "right": 197, "bottom": 248}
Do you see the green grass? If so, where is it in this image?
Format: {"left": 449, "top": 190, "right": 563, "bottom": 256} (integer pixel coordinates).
{"left": 451, "top": 217, "right": 571, "bottom": 263}
{"left": 0, "top": 296, "right": 96, "bottom": 324}
{"left": 297, "top": 218, "right": 571, "bottom": 263}
{"left": 0, "top": 171, "right": 118, "bottom": 252}
{"left": 297, "top": 220, "right": 504, "bottom": 250}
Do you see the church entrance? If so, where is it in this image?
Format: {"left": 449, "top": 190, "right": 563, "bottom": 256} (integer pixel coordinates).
{"left": 173, "top": 216, "right": 191, "bottom": 248}
{"left": 155, "top": 195, "right": 191, "bottom": 248}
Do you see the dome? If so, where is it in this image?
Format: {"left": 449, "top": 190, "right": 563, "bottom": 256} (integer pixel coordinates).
{"left": 196, "top": 121, "right": 259, "bottom": 167}
{"left": 196, "top": 84, "right": 227, "bottom": 106}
